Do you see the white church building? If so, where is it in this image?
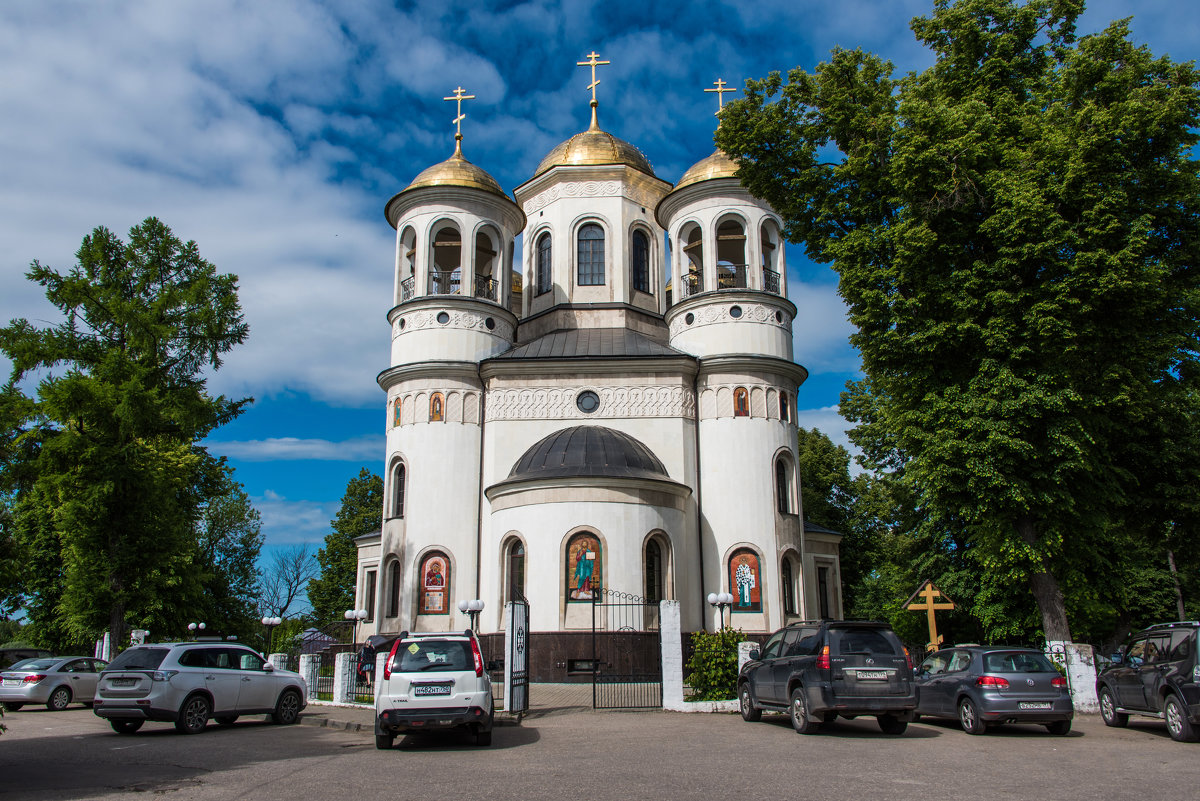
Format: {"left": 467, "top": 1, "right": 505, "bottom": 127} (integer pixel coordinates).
{"left": 352, "top": 63, "right": 843, "bottom": 676}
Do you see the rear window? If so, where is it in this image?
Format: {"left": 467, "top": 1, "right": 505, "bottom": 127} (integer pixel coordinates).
{"left": 392, "top": 639, "right": 473, "bottom": 673}
{"left": 8, "top": 658, "right": 59, "bottom": 671}
{"left": 106, "top": 647, "right": 169, "bottom": 671}
{"left": 833, "top": 629, "right": 901, "bottom": 656}
{"left": 982, "top": 651, "right": 1057, "bottom": 673}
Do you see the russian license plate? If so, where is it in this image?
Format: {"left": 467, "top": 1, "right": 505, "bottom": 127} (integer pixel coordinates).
{"left": 1, "top": 679, "right": 19, "bottom": 687}
{"left": 112, "top": 678, "right": 137, "bottom": 687}
{"left": 1019, "top": 702, "right": 1052, "bottom": 710}
{"left": 412, "top": 683, "right": 451, "bottom": 697}
{"left": 856, "top": 670, "right": 888, "bottom": 680}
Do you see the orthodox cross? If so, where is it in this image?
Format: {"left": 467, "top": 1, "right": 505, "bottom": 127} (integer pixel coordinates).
{"left": 704, "top": 78, "right": 734, "bottom": 116}
{"left": 443, "top": 86, "right": 476, "bottom": 149}
{"left": 904, "top": 580, "right": 955, "bottom": 652}
{"left": 577, "top": 50, "right": 610, "bottom": 128}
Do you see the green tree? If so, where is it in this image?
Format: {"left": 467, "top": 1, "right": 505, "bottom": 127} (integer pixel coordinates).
{"left": 191, "top": 475, "right": 263, "bottom": 643}
{"left": 718, "top": 0, "right": 1200, "bottom": 642}
{"left": 308, "top": 468, "right": 382, "bottom": 625}
{"left": 0, "top": 218, "right": 250, "bottom": 647}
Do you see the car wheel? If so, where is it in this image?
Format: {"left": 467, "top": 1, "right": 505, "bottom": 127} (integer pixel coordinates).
{"left": 2, "top": 702, "right": 23, "bottom": 712}
{"left": 789, "top": 688, "right": 816, "bottom": 735}
{"left": 738, "top": 683, "right": 762, "bottom": 722}
{"left": 1164, "top": 694, "right": 1199, "bottom": 742}
{"left": 47, "top": 686, "right": 71, "bottom": 711}
{"left": 375, "top": 733, "right": 395, "bottom": 750}
{"left": 215, "top": 715, "right": 239, "bottom": 725}
{"left": 878, "top": 714, "right": 908, "bottom": 735}
{"left": 958, "top": 697, "right": 986, "bottom": 735}
{"left": 271, "top": 689, "right": 302, "bottom": 725}
{"left": 175, "top": 694, "right": 211, "bottom": 734}
{"left": 110, "top": 720, "right": 143, "bottom": 734}
{"left": 1098, "top": 686, "right": 1127, "bottom": 728}
{"left": 1045, "top": 720, "right": 1071, "bottom": 735}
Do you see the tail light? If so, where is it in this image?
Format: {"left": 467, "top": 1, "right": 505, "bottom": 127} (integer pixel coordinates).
{"left": 22, "top": 674, "right": 46, "bottom": 683}
{"left": 976, "top": 675, "right": 1009, "bottom": 689}
{"left": 383, "top": 638, "right": 403, "bottom": 681}
{"left": 816, "top": 645, "right": 830, "bottom": 670}
{"left": 470, "top": 637, "right": 484, "bottom": 678}
{"left": 1051, "top": 676, "right": 1068, "bottom": 688}
{"left": 903, "top": 647, "right": 912, "bottom": 671}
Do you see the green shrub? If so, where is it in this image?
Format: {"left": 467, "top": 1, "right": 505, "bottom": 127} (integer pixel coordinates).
{"left": 684, "top": 628, "right": 744, "bottom": 701}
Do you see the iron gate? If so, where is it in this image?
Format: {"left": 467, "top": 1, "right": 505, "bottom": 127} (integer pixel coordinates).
{"left": 506, "top": 594, "right": 530, "bottom": 715}
{"left": 591, "top": 588, "right": 662, "bottom": 709}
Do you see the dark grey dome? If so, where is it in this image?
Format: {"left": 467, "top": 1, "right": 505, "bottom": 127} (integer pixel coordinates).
{"left": 507, "top": 426, "right": 670, "bottom": 481}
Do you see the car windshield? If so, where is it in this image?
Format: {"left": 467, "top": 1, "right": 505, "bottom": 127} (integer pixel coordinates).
{"left": 8, "top": 658, "right": 60, "bottom": 671}
{"left": 394, "top": 640, "right": 472, "bottom": 673}
{"left": 105, "top": 647, "right": 169, "bottom": 671}
{"left": 983, "top": 651, "right": 1058, "bottom": 673}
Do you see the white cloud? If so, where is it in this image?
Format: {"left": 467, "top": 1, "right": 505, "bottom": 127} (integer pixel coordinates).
{"left": 790, "top": 280, "right": 859, "bottom": 374}
{"left": 208, "top": 435, "right": 383, "bottom": 462}
{"left": 795, "top": 404, "right": 867, "bottom": 476}
{"left": 251, "top": 491, "right": 337, "bottom": 547}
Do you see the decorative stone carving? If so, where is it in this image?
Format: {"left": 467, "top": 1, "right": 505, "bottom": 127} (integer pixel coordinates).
{"left": 393, "top": 308, "right": 514, "bottom": 342}
{"left": 523, "top": 180, "right": 660, "bottom": 215}
{"left": 390, "top": 391, "right": 482, "bottom": 427}
{"left": 669, "top": 300, "right": 792, "bottom": 337}
{"left": 484, "top": 385, "right": 696, "bottom": 421}
{"left": 700, "top": 383, "right": 795, "bottom": 421}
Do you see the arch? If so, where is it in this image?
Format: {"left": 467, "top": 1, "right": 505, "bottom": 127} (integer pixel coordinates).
{"left": 766, "top": 388, "right": 778, "bottom": 420}
{"left": 386, "top": 557, "right": 402, "bottom": 618}
{"left": 760, "top": 218, "right": 783, "bottom": 293}
{"left": 401, "top": 393, "right": 415, "bottom": 426}
{"left": 417, "top": 550, "right": 450, "bottom": 615}
{"left": 780, "top": 550, "right": 801, "bottom": 617}
{"left": 565, "top": 530, "right": 602, "bottom": 602}
{"left": 715, "top": 386, "right": 732, "bottom": 417}
{"left": 775, "top": 451, "right": 796, "bottom": 514}
{"left": 750, "top": 386, "right": 766, "bottom": 418}
{"left": 680, "top": 222, "right": 704, "bottom": 297}
{"left": 716, "top": 215, "right": 748, "bottom": 289}
{"left": 631, "top": 228, "right": 651, "bottom": 294}
{"left": 389, "top": 458, "right": 407, "bottom": 518}
{"left": 473, "top": 225, "right": 501, "bottom": 301}
{"left": 398, "top": 226, "right": 417, "bottom": 303}
{"left": 734, "top": 387, "right": 749, "bottom": 417}
{"left": 502, "top": 535, "right": 527, "bottom": 604}
{"left": 446, "top": 390, "right": 463, "bottom": 423}
{"left": 779, "top": 390, "right": 792, "bottom": 423}
{"left": 536, "top": 230, "right": 553, "bottom": 296}
{"left": 643, "top": 530, "right": 672, "bottom": 603}
{"left": 728, "top": 547, "right": 762, "bottom": 613}
{"left": 429, "top": 222, "right": 462, "bottom": 295}
{"left": 430, "top": 392, "right": 444, "bottom": 422}
{"left": 577, "top": 222, "right": 605, "bottom": 286}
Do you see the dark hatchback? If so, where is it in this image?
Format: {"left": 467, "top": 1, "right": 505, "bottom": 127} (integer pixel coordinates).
{"left": 914, "top": 646, "right": 1073, "bottom": 735}
{"left": 1096, "top": 621, "right": 1200, "bottom": 742}
{"left": 738, "top": 620, "right": 916, "bottom": 735}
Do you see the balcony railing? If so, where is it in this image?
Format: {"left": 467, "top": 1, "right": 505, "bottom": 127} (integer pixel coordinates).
{"left": 763, "top": 268, "right": 781, "bottom": 295}
{"left": 428, "top": 271, "right": 461, "bottom": 296}
{"left": 474, "top": 276, "right": 498, "bottom": 301}
{"left": 680, "top": 273, "right": 703, "bottom": 298}
{"left": 400, "top": 276, "right": 415, "bottom": 302}
{"left": 717, "top": 263, "right": 748, "bottom": 290}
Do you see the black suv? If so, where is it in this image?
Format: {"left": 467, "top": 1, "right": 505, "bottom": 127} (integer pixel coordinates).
{"left": 1096, "top": 621, "right": 1200, "bottom": 742}
{"left": 737, "top": 620, "right": 916, "bottom": 734}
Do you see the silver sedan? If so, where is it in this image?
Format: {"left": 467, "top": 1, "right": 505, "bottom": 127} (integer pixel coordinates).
{"left": 1, "top": 656, "right": 109, "bottom": 711}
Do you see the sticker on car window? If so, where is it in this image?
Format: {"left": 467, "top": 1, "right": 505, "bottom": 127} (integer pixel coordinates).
{"left": 408, "top": 644, "right": 420, "bottom": 654}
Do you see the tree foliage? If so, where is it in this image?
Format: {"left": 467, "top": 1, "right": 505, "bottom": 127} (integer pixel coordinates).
{"left": 308, "top": 468, "right": 382, "bottom": 625}
{"left": 719, "top": 0, "right": 1200, "bottom": 642}
{"left": 0, "top": 218, "right": 250, "bottom": 648}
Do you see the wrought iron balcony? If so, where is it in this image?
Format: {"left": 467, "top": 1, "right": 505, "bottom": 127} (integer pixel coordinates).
{"left": 428, "top": 271, "right": 461, "bottom": 296}
{"left": 717, "top": 263, "right": 748, "bottom": 290}
{"left": 474, "top": 276, "right": 498, "bottom": 301}
{"left": 763, "top": 268, "right": 781, "bottom": 295}
{"left": 400, "top": 276, "right": 415, "bottom": 302}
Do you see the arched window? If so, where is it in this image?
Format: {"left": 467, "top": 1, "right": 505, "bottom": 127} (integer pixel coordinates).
{"left": 645, "top": 538, "right": 663, "bottom": 603}
{"left": 566, "top": 532, "right": 601, "bottom": 602}
{"left": 729, "top": 549, "right": 761, "bottom": 613}
{"left": 577, "top": 224, "right": 605, "bottom": 286}
{"left": 392, "top": 397, "right": 402, "bottom": 428}
{"left": 781, "top": 558, "right": 796, "bottom": 616}
{"left": 734, "top": 387, "right": 749, "bottom": 417}
{"left": 631, "top": 230, "right": 650, "bottom": 294}
{"left": 717, "top": 219, "right": 747, "bottom": 288}
{"left": 505, "top": 539, "right": 525, "bottom": 603}
{"left": 387, "top": 560, "right": 401, "bottom": 618}
{"left": 399, "top": 227, "right": 417, "bottom": 302}
{"left": 682, "top": 225, "right": 703, "bottom": 296}
{"left": 474, "top": 230, "right": 497, "bottom": 300}
{"left": 418, "top": 551, "right": 449, "bottom": 614}
{"left": 430, "top": 392, "right": 444, "bottom": 422}
{"left": 536, "top": 233, "right": 552, "bottom": 296}
{"left": 430, "top": 227, "right": 461, "bottom": 295}
{"left": 776, "top": 457, "right": 792, "bottom": 514}
{"left": 391, "top": 462, "right": 406, "bottom": 518}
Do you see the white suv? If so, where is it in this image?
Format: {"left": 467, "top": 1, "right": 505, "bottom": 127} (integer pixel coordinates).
{"left": 374, "top": 630, "right": 493, "bottom": 749}
{"left": 93, "top": 642, "right": 307, "bottom": 734}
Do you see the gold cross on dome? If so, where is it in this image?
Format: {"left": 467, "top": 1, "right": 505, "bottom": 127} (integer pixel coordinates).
{"left": 705, "top": 78, "right": 734, "bottom": 116}
{"left": 443, "top": 86, "right": 476, "bottom": 142}
{"left": 577, "top": 51, "right": 610, "bottom": 105}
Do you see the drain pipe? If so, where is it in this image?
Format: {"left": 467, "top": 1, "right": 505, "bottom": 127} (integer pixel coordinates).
{"left": 692, "top": 365, "right": 708, "bottom": 632}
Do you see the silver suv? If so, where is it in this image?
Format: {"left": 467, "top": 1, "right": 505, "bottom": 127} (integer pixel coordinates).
{"left": 93, "top": 642, "right": 307, "bottom": 734}
{"left": 374, "top": 630, "right": 493, "bottom": 749}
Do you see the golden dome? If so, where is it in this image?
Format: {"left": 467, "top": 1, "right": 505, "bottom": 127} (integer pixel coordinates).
{"left": 674, "top": 149, "right": 739, "bottom": 191}
{"left": 404, "top": 141, "right": 509, "bottom": 199}
{"left": 534, "top": 112, "right": 655, "bottom": 178}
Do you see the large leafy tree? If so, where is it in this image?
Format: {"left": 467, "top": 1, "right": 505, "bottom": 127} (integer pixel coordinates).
{"left": 191, "top": 475, "right": 264, "bottom": 643}
{"left": 308, "top": 468, "right": 382, "bottom": 625}
{"left": 719, "top": 0, "right": 1200, "bottom": 642}
{"left": 1, "top": 218, "right": 249, "bottom": 647}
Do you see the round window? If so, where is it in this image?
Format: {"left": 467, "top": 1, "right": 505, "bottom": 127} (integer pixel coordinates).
{"left": 399, "top": 318, "right": 406, "bottom": 330}
{"left": 730, "top": 305, "right": 743, "bottom": 319}
{"left": 685, "top": 312, "right": 695, "bottom": 325}
{"left": 775, "top": 311, "right": 783, "bottom": 323}
{"left": 485, "top": 317, "right": 496, "bottom": 330}
{"left": 576, "top": 390, "right": 600, "bottom": 414}
{"left": 436, "top": 311, "right": 450, "bottom": 325}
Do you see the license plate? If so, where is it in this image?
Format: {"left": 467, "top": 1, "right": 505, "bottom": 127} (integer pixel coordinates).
{"left": 1019, "top": 702, "right": 1052, "bottom": 710}
{"left": 112, "top": 678, "right": 137, "bottom": 687}
{"left": 1, "top": 679, "right": 18, "bottom": 687}
{"left": 412, "top": 683, "right": 451, "bottom": 697}
{"left": 855, "top": 670, "right": 888, "bottom": 680}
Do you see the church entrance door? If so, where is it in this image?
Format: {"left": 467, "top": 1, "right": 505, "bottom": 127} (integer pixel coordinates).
{"left": 591, "top": 588, "right": 662, "bottom": 709}
{"left": 503, "top": 595, "right": 529, "bottom": 715}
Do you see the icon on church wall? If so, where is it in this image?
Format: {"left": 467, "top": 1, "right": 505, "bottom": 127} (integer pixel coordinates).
{"left": 567, "top": 534, "right": 600, "bottom": 601}
{"left": 730, "top": 550, "right": 760, "bottom": 612}
{"left": 393, "top": 397, "right": 402, "bottom": 427}
{"left": 734, "top": 387, "right": 749, "bottom": 417}
{"left": 430, "top": 393, "right": 444, "bottom": 422}
{"left": 418, "top": 553, "right": 449, "bottom": 614}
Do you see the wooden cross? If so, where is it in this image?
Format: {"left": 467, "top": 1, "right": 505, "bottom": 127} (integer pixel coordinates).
{"left": 577, "top": 51, "right": 610, "bottom": 105}
{"left": 904, "top": 580, "right": 955, "bottom": 652}
{"left": 443, "top": 86, "right": 476, "bottom": 143}
{"left": 704, "top": 78, "right": 734, "bottom": 116}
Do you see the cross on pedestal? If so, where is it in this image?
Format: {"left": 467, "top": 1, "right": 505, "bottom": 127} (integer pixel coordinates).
{"left": 904, "top": 580, "right": 955, "bottom": 652}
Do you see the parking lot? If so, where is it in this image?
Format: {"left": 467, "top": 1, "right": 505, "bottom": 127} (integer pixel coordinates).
{"left": 4, "top": 702, "right": 1200, "bottom": 801}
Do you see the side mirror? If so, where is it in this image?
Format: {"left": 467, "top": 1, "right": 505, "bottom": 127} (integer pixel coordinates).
{"left": 749, "top": 649, "right": 761, "bottom": 661}
{"left": 1110, "top": 653, "right": 1123, "bottom": 665}
{"left": 262, "top": 662, "right": 275, "bottom": 672}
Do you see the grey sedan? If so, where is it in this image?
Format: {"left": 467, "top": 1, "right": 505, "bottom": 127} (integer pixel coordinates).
{"left": 914, "top": 646, "right": 1073, "bottom": 734}
{"left": 1, "top": 656, "right": 109, "bottom": 711}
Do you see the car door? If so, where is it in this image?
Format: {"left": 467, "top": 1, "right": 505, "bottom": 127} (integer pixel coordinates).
{"left": 769, "top": 629, "right": 802, "bottom": 704}
{"left": 915, "top": 650, "right": 955, "bottom": 716}
{"left": 749, "top": 630, "right": 786, "bottom": 704}
{"left": 1139, "top": 633, "right": 1173, "bottom": 712}
{"left": 1113, "top": 637, "right": 1150, "bottom": 709}
{"left": 61, "top": 658, "right": 99, "bottom": 702}
{"left": 229, "top": 648, "right": 278, "bottom": 713}
{"left": 186, "top": 647, "right": 242, "bottom": 715}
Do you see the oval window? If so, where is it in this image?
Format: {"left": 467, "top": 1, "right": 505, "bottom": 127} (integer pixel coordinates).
{"left": 730, "top": 305, "right": 743, "bottom": 319}
{"left": 576, "top": 390, "right": 600, "bottom": 414}
{"left": 685, "top": 312, "right": 695, "bottom": 325}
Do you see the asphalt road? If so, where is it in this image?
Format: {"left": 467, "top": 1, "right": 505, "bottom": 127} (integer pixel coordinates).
{"left": 3, "top": 706, "right": 1200, "bottom": 800}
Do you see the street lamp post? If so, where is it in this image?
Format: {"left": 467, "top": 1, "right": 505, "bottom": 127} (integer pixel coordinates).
{"left": 343, "top": 609, "right": 367, "bottom": 650}
{"left": 187, "top": 622, "right": 206, "bottom": 640}
{"left": 707, "top": 592, "right": 734, "bottom": 630}
{"left": 457, "top": 599, "right": 484, "bottom": 631}
{"left": 261, "top": 616, "right": 282, "bottom": 654}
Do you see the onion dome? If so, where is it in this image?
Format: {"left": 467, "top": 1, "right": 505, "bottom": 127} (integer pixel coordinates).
{"left": 507, "top": 426, "right": 669, "bottom": 481}
{"left": 534, "top": 113, "right": 655, "bottom": 178}
{"left": 402, "top": 140, "right": 509, "bottom": 200}
{"left": 673, "top": 149, "right": 739, "bottom": 191}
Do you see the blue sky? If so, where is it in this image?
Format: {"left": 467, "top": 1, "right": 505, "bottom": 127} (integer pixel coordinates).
{"left": 1, "top": 0, "right": 1196, "bottom": 553}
